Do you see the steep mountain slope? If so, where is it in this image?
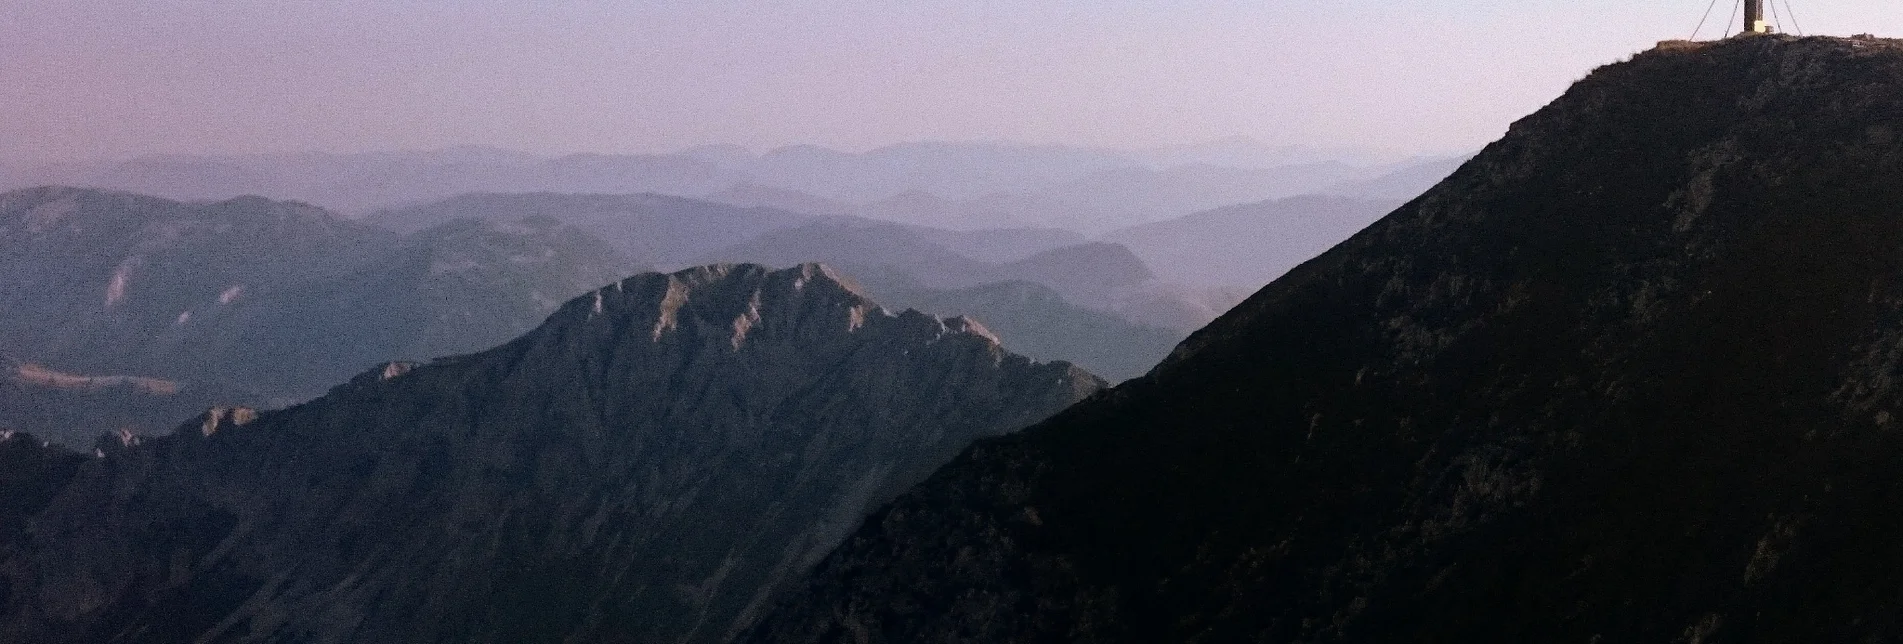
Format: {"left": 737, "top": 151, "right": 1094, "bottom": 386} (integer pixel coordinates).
{"left": 876, "top": 281, "right": 1181, "bottom": 382}
{"left": 0, "top": 263, "right": 1103, "bottom": 644}
{"left": 1102, "top": 195, "right": 1401, "bottom": 288}
{"left": 748, "top": 35, "right": 1903, "bottom": 642}
{"left": 0, "top": 432, "right": 86, "bottom": 546}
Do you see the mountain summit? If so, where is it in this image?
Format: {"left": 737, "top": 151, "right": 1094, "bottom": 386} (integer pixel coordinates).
{"left": 0, "top": 263, "right": 1102, "bottom": 643}
{"left": 748, "top": 35, "right": 1903, "bottom": 642}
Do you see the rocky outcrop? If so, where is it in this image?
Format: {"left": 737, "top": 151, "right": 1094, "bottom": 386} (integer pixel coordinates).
{"left": 748, "top": 36, "right": 1903, "bottom": 642}
{"left": 0, "top": 263, "right": 1101, "bottom": 644}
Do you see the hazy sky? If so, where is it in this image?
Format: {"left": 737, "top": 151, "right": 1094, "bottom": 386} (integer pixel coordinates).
{"left": 3, "top": 1, "right": 1896, "bottom": 164}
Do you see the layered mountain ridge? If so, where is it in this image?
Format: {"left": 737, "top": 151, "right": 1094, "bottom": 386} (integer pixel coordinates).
{"left": 0, "top": 187, "right": 644, "bottom": 443}
{"left": 747, "top": 34, "right": 1903, "bottom": 642}
{"left": 0, "top": 262, "right": 1103, "bottom": 643}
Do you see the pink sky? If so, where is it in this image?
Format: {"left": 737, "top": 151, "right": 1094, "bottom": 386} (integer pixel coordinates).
{"left": 3, "top": 0, "right": 1893, "bottom": 164}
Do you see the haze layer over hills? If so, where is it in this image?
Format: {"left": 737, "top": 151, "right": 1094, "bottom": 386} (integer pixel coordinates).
{"left": 746, "top": 35, "right": 1903, "bottom": 642}
{"left": 7, "top": 141, "right": 1459, "bottom": 233}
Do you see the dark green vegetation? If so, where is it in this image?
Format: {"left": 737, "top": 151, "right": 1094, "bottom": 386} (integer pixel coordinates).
{"left": 0, "top": 264, "right": 1102, "bottom": 644}
{"left": 748, "top": 35, "right": 1903, "bottom": 642}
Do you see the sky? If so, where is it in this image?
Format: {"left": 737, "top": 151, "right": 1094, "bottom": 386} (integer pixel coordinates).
{"left": 2, "top": 0, "right": 1896, "bottom": 165}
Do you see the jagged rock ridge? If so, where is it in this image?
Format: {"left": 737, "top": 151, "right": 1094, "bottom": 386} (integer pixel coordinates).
{"left": 747, "top": 35, "right": 1903, "bottom": 642}
{"left": 0, "top": 263, "right": 1103, "bottom": 644}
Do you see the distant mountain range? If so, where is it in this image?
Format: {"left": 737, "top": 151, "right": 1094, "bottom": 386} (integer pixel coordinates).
{"left": 375, "top": 192, "right": 1190, "bottom": 380}
{"left": 0, "top": 186, "right": 1194, "bottom": 446}
{"left": 6, "top": 141, "right": 1464, "bottom": 232}
{"left": 0, "top": 187, "right": 641, "bottom": 445}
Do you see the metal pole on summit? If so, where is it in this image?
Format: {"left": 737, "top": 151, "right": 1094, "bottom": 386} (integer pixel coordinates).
{"left": 1744, "top": 0, "right": 1769, "bottom": 33}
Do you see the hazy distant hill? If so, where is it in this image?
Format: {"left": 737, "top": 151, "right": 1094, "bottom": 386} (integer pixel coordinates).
{"left": 695, "top": 220, "right": 1155, "bottom": 310}
{"left": 996, "top": 242, "right": 1155, "bottom": 308}
{"left": 9, "top": 148, "right": 743, "bottom": 214}
{"left": 202, "top": 216, "right": 641, "bottom": 398}
{"left": 695, "top": 220, "right": 997, "bottom": 289}
{"left": 0, "top": 188, "right": 640, "bottom": 445}
{"left": 0, "top": 264, "right": 1102, "bottom": 644}
{"left": 1325, "top": 154, "right": 1472, "bottom": 200}
{"left": 909, "top": 226, "right": 1087, "bottom": 264}
{"left": 1102, "top": 195, "right": 1402, "bottom": 288}
{"left": 703, "top": 182, "right": 856, "bottom": 217}
{"left": 5, "top": 143, "right": 1463, "bottom": 233}
{"left": 0, "top": 187, "right": 391, "bottom": 377}
{"left": 372, "top": 192, "right": 811, "bottom": 266}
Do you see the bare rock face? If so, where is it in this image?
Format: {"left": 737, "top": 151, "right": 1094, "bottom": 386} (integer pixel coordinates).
{"left": 0, "top": 263, "right": 1102, "bottom": 644}
{"left": 747, "top": 36, "right": 1903, "bottom": 642}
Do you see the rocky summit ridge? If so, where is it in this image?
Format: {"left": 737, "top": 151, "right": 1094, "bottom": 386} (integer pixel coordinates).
{"left": 0, "top": 262, "right": 1102, "bottom": 644}
{"left": 746, "top": 35, "right": 1903, "bottom": 643}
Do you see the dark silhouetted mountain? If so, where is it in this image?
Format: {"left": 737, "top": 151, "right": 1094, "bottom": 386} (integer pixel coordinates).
{"left": 370, "top": 192, "right": 809, "bottom": 266}
{"left": 0, "top": 188, "right": 641, "bottom": 445}
{"left": 0, "top": 431, "right": 85, "bottom": 545}
{"left": 0, "top": 263, "right": 1103, "bottom": 644}
{"left": 748, "top": 36, "right": 1903, "bottom": 642}
{"left": 876, "top": 281, "right": 1179, "bottom": 382}
{"left": 1102, "top": 195, "right": 1402, "bottom": 288}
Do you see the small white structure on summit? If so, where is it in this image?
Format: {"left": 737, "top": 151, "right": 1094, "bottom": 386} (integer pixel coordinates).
{"left": 1744, "top": 0, "right": 1773, "bottom": 34}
